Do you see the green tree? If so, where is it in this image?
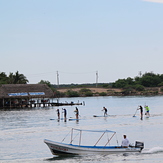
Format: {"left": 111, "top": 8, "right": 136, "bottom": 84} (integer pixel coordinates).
{"left": 7, "top": 72, "right": 14, "bottom": 84}
{"left": 134, "top": 84, "right": 145, "bottom": 91}
{"left": 126, "top": 77, "right": 134, "bottom": 85}
{"left": 99, "top": 92, "right": 107, "bottom": 96}
{"left": 84, "top": 91, "right": 93, "bottom": 96}
{"left": 134, "top": 76, "right": 141, "bottom": 85}
{"left": 79, "top": 88, "right": 93, "bottom": 96}
{"left": 38, "top": 80, "right": 51, "bottom": 87}
{"left": 112, "top": 79, "right": 126, "bottom": 88}
{"left": 66, "top": 90, "right": 79, "bottom": 97}
{"left": 158, "top": 82, "right": 163, "bottom": 87}
{"left": 38, "top": 80, "right": 56, "bottom": 91}
{"left": 113, "top": 72, "right": 163, "bottom": 89}
{"left": 139, "top": 73, "right": 161, "bottom": 87}
{"left": 12, "top": 71, "right": 28, "bottom": 84}
{"left": 0, "top": 71, "right": 29, "bottom": 84}
{"left": 0, "top": 72, "right": 8, "bottom": 84}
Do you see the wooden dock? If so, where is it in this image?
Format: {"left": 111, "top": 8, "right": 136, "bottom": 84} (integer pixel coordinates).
{"left": 26, "top": 102, "right": 83, "bottom": 108}
{"left": 1, "top": 101, "right": 83, "bottom": 108}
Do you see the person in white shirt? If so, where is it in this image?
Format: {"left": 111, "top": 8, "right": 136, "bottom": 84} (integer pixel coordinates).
{"left": 121, "top": 135, "right": 130, "bottom": 148}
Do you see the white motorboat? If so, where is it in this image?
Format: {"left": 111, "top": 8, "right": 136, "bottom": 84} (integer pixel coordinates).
{"left": 44, "top": 128, "right": 144, "bottom": 155}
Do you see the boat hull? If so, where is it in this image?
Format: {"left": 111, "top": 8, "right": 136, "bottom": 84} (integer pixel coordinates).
{"left": 44, "top": 139, "right": 142, "bottom": 155}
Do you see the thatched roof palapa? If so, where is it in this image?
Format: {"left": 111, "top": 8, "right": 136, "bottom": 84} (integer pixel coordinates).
{"left": 0, "top": 84, "right": 54, "bottom": 99}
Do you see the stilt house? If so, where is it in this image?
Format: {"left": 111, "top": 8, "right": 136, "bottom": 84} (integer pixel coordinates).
{"left": 0, "top": 84, "right": 54, "bottom": 108}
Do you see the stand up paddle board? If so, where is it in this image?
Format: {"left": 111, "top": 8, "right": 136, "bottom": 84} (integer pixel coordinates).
{"left": 93, "top": 115, "right": 108, "bottom": 117}
{"left": 93, "top": 115, "right": 115, "bottom": 117}
{"left": 69, "top": 118, "right": 80, "bottom": 121}
{"left": 50, "top": 118, "right": 67, "bottom": 121}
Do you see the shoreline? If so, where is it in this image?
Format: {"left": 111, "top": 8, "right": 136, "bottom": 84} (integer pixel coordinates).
{"left": 56, "top": 87, "right": 163, "bottom": 97}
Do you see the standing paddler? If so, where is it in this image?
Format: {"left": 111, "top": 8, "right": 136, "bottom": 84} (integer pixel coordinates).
{"left": 102, "top": 107, "right": 108, "bottom": 117}
{"left": 137, "top": 105, "right": 143, "bottom": 120}
{"left": 144, "top": 105, "right": 150, "bottom": 117}
{"left": 62, "top": 108, "right": 67, "bottom": 119}
{"left": 56, "top": 108, "right": 60, "bottom": 119}
{"left": 74, "top": 107, "right": 79, "bottom": 119}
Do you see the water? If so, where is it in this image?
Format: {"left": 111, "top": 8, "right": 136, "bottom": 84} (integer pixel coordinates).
{"left": 1, "top": 96, "right": 163, "bottom": 162}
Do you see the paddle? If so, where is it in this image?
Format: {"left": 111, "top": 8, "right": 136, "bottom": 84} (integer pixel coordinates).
{"left": 133, "top": 107, "right": 138, "bottom": 117}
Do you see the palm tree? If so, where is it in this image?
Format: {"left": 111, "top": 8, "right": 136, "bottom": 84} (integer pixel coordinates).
{"left": 8, "top": 71, "right": 29, "bottom": 84}
{"left": 8, "top": 72, "right": 14, "bottom": 84}
{"left": 14, "top": 71, "right": 29, "bottom": 84}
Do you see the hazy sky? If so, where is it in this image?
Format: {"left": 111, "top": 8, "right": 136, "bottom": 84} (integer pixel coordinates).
{"left": 1, "top": 0, "right": 163, "bottom": 84}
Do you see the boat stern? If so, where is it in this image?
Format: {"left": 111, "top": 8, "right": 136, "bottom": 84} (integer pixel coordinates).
{"left": 135, "top": 141, "right": 144, "bottom": 151}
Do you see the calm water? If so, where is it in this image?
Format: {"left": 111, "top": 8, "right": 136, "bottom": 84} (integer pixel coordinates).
{"left": 1, "top": 96, "right": 163, "bottom": 163}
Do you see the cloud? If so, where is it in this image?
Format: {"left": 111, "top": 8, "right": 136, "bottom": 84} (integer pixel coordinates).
{"left": 143, "top": 0, "right": 163, "bottom": 3}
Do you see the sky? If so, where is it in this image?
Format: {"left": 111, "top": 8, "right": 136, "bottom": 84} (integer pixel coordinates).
{"left": 0, "top": 0, "right": 163, "bottom": 84}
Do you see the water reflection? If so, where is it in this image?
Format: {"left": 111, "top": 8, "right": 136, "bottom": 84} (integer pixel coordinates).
{"left": 45, "top": 154, "right": 79, "bottom": 161}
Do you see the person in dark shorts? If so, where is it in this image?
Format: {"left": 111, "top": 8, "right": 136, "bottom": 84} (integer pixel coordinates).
{"left": 74, "top": 107, "right": 79, "bottom": 119}
{"left": 138, "top": 105, "right": 143, "bottom": 120}
{"left": 102, "top": 107, "right": 108, "bottom": 117}
{"left": 62, "top": 108, "right": 67, "bottom": 119}
{"left": 56, "top": 109, "right": 60, "bottom": 119}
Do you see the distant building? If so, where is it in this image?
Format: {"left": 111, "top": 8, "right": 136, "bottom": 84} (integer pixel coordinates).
{"left": 0, "top": 84, "right": 54, "bottom": 108}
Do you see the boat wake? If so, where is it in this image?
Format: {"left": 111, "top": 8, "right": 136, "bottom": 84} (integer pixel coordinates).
{"left": 142, "top": 147, "right": 163, "bottom": 154}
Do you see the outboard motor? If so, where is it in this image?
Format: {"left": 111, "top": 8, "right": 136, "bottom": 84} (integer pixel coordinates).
{"left": 135, "top": 141, "right": 144, "bottom": 150}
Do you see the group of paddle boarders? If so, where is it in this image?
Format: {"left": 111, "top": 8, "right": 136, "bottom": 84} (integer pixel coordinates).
{"left": 56, "top": 107, "right": 79, "bottom": 120}
{"left": 137, "top": 105, "right": 150, "bottom": 120}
